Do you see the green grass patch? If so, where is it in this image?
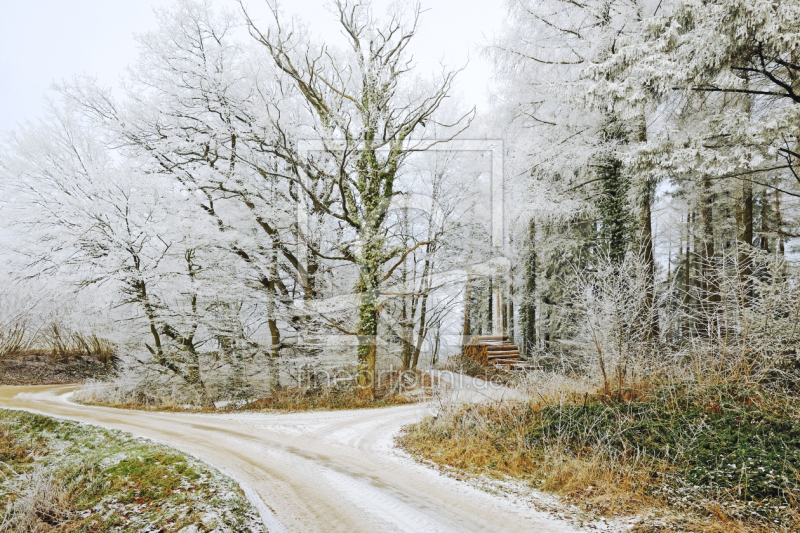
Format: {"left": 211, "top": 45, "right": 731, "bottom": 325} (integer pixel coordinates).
{"left": 531, "top": 384, "right": 800, "bottom": 512}
{"left": 0, "top": 409, "right": 264, "bottom": 532}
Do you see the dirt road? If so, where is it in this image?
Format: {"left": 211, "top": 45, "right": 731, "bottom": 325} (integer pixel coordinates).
{"left": 0, "top": 375, "right": 577, "bottom": 533}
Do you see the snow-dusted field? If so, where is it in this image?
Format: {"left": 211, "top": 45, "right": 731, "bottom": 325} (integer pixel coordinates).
{"left": 0, "top": 377, "right": 576, "bottom": 533}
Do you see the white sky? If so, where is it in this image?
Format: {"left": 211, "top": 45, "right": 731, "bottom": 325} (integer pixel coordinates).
{"left": 0, "top": 0, "right": 505, "bottom": 133}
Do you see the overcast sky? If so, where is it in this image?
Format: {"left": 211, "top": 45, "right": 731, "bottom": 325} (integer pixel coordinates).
{"left": 0, "top": 0, "right": 504, "bottom": 133}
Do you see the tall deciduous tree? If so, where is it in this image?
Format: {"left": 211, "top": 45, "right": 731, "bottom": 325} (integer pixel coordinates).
{"left": 240, "top": 0, "right": 470, "bottom": 396}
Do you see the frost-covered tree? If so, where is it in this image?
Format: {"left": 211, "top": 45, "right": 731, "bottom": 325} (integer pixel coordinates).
{"left": 58, "top": 0, "right": 309, "bottom": 361}
{"left": 0, "top": 0, "right": 476, "bottom": 401}
{"left": 487, "top": 0, "right": 658, "bottom": 350}
{"left": 0, "top": 104, "right": 237, "bottom": 403}
{"left": 239, "top": 0, "right": 471, "bottom": 396}
{"left": 590, "top": 0, "right": 800, "bottom": 335}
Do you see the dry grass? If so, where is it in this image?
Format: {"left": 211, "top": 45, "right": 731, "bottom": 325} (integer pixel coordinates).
{"left": 629, "top": 517, "right": 795, "bottom": 533}
{"left": 36, "top": 325, "right": 116, "bottom": 367}
{"left": 399, "top": 402, "right": 658, "bottom": 517}
{"left": 0, "top": 426, "right": 39, "bottom": 468}
{"left": 0, "top": 464, "right": 83, "bottom": 533}
{"left": 399, "top": 378, "right": 800, "bottom": 532}
{"left": 0, "top": 419, "right": 80, "bottom": 533}
{"left": 0, "top": 314, "right": 116, "bottom": 367}
{"left": 243, "top": 370, "right": 436, "bottom": 411}
{"left": 245, "top": 387, "right": 415, "bottom": 411}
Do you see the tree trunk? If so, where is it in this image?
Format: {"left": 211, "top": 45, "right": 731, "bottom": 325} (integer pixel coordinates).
{"left": 760, "top": 189, "right": 770, "bottom": 252}
{"left": 461, "top": 276, "right": 472, "bottom": 351}
{"left": 401, "top": 300, "right": 412, "bottom": 370}
{"left": 522, "top": 219, "right": 536, "bottom": 355}
{"left": 635, "top": 117, "right": 658, "bottom": 341}
{"left": 487, "top": 278, "right": 493, "bottom": 334}
{"left": 135, "top": 275, "right": 192, "bottom": 387}
{"left": 775, "top": 183, "right": 785, "bottom": 255}
{"left": 735, "top": 79, "right": 754, "bottom": 302}
{"left": 267, "top": 237, "right": 282, "bottom": 360}
{"left": 356, "top": 233, "right": 381, "bottom": 399}
{"left": 184, "top": 347, "right": 209, "bottom": 405}
{"left": 400, "top": 256, "right": 413, "bottom": 370}
{"left": 597, "top": 158, "right": 629, "bottom": 264}
{"left": 734, "top": 162, "right": 754, "bottom": 306}
{"left": 508, "top": 294, "right": 514, "bottom": 345}
{"left": 682, "top": 212, "right": 693, "bottom": 338}
{"left": 354, "top": 139, "right": 391, "bottom": 399}
{"left": 431, "top": 328, "right": 440, "bottom": 367}
{"left": 268, "top": 318, "right": 280, "bottom": 358}
{"left": 639, "top": 177, "right": 658, "bottom": 340}
{"left": 409, "top": 244, "right": 435, "bottom": 370}
{"left": 501, "top": 279, "right": 508, "bottom": 335}
{"left": 411, "top": 292, "right": 429, "bottom": 370}
{"left": 701, "top": 177, "right": 718, "bottom": 336}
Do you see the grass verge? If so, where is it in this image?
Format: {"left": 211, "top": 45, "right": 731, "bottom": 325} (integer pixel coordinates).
{"left": 0, "top": 409, "right": 264, "bottom": 532}
{"left": 76, "top": 370, "right": 437, "bottom": 413}
{"left": 0, "top": 352, "right": 114, "bottom": 386}
{"left": 398, "top": 381, "right": 800, "bottom": 532}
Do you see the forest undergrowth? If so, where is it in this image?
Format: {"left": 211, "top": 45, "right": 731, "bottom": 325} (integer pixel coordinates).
{"left": 74, "top": 369, "right": 437, "bottom": 413}
{"left": 441, "top": 352, "right": 522, "bottom": 386}
{"left": 402, "top": 255, "right": 800, "bottom": 532}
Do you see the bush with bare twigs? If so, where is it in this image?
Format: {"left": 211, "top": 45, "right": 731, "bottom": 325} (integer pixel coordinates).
{"left": 0, "top": 289, "right": 117, "bottom": 368}
{"left": 75, "top": 364, "right": 436, "bottom": 412}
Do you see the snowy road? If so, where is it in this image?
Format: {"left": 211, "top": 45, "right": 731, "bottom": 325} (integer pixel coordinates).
{"left": 0, "top": 375, "right": 577, "bottom": 533}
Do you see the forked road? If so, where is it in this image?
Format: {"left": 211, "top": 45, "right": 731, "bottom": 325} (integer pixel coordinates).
{"left": 0, "top": 373, "right": 576, "bottom": 533}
